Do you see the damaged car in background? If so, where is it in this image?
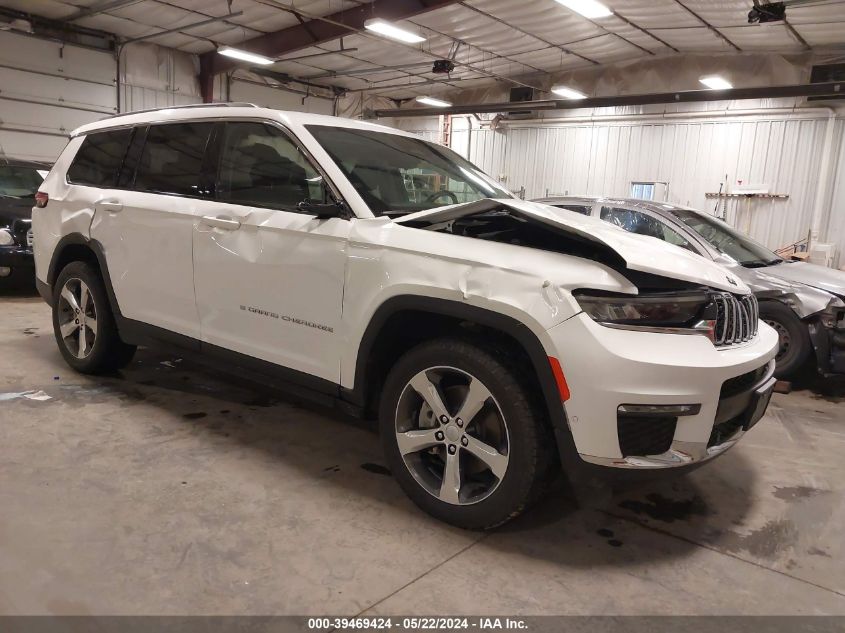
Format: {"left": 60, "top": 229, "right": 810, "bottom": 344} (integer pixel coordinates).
{"left": 536, "top": 196, "right": 845, "bottom": 379}
{"left": 35, "top": 107, "right": 777, "bottom": 528}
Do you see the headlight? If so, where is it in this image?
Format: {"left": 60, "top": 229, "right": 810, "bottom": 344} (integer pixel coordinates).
{"left": 0, "top": 229, "right": 14, "bottom": 247}
{"left": 574, "top": 290, "right": 715, "bottom": 335}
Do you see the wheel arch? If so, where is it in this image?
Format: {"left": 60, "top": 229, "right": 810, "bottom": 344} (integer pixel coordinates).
{"left": 348, "top": 295, "right": 570, "bottom": 446}
{"left": 46, "top": 234, "right": 122, "bottom": 320}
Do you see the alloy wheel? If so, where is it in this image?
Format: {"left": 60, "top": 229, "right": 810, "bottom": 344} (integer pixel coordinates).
{"left": 394, "top": 366, "right": 509, "bottom": 506}
{"left": 57, "top": 278, "right": 98, "bottom": 359}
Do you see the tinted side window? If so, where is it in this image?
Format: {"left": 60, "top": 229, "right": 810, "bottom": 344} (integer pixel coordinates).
{"left": 135, "top": 122, "right": 214, "bottom": 196}
{"left": 216, "top": 122, "right": 325, "bottom": 211}
{"left": 66, "top": 129, "right": 132, "bottom": 187}
{"left": 600, "top": 206, "right": 694, "bottom": 251}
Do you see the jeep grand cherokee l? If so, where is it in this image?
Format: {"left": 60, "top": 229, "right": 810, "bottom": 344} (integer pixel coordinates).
{"left": 33, "top": 104, "right": 778, "bottom": 528}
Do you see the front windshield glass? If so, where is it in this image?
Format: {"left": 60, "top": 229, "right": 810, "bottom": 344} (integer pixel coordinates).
{"left": 307, "top": 125, "right": 512, "bottom": 216}
{"left": 0, "top": 165, "right": 43, "bottom": 198}
{"left": 663, "top": 207, "right": 782, "bottom": 267}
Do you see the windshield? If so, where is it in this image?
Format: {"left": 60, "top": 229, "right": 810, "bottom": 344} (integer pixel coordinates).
{"left": 663, "top": 207, "right": 782, "bottom": 267}
{"left": 307, "top": 125, "right": 512, "bottom": 216}
{"left": 0, "top": 165, "right": 44, "bottom": 198}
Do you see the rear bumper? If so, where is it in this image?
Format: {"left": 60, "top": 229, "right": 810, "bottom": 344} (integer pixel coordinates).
{"left": 547, "top": 313, "right": 779, "bottom": 469}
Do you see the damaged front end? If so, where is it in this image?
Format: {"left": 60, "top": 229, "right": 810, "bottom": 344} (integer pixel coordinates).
{"left": 741, "top": 269, "right": 845, "bottom": 376}
{"left": 398, "top": 198, "right": 747, "bottom": 294}
{"left": 808, "top": 298, "right": 845, "bottom": 375}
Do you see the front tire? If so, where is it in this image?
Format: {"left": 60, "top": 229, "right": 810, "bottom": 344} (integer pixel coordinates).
{"left": 52, "top": 261, "right": 136, "bottom": 374}
{"left": 379, "top": 338, "right": 555, "bottom": 529}
{"left": 760, "top": 301, "right": 812, "bottom": 378}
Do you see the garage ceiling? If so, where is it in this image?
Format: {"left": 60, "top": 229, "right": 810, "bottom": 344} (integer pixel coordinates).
{"left": 3, "top": 0, "right": 845, "bottom": 98}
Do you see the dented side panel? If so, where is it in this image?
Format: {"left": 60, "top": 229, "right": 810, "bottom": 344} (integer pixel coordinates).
{"left": 192, "top": 204, "right": 350, "bottom": 383}
{"left": 339, "top": 217, "right": 639, "bottom": 389}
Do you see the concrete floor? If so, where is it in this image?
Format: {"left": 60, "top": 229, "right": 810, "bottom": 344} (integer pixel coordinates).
{"left": 1, "top": 291, "right": 844, "bottom": 616}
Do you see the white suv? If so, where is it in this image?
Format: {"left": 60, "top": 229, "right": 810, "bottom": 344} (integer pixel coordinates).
{"left": 33, "top": 104, "right": 778, "bottom": 528}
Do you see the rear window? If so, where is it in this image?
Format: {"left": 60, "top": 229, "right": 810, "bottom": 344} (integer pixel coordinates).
{"left": 134, "top": 122, "right": 214, "bottom": 197}
{"left": 67, "top": 129, "right": 132, "bottom": 187}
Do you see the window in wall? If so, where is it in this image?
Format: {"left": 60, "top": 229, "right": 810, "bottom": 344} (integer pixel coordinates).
{"left": 67, "top": 129, "right": 133, "bottom": 187}
{"left": 216, "top": 122, "right": 325, "bottom": 211}
{"left": 134, "top": 122, "right": 214, "bottom": 197}
{"left": 600, "top": 206, "right": 694, "bottom": 251}
{"left": 631, "top": 182, "right": 655, "bottom": 200}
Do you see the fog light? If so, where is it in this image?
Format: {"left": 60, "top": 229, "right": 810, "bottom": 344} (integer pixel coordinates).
{"left": 618, "top": 403, "right": 701, "bottom": 416}
{"left": 0, "top": 266, "right": 11, "bottom": 277}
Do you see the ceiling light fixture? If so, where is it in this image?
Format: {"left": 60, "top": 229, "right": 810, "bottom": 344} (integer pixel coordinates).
{"left": 416, "top": 96, "right": 452, "bottom": 107}
{"left": 554, "top": 0, "right": 613, "bottom": 19}
{"left": 364, "top": 19, "right": 426, "bottom": 43}
{"left": 700, "top": 75, "right": 733, "bottom": 90}
{"left": 218, "top": 47, "right": 275, "bottom": 65}
{"left": 551, "top": 86, "right": 587, "bottom": 99}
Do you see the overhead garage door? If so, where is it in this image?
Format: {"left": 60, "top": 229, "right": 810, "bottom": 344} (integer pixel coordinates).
{"left": 0, "top": 30, "right": 116, "bottom": 163}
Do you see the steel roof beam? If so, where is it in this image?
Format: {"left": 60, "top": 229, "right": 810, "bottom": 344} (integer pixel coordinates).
{"left": 200, "top": 0, "right": 463, "bottom": 78}
{"left": 373, "top": 81, "right": 844, "bottom": 117}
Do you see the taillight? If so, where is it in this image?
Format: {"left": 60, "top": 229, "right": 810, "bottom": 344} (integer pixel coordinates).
{"left": 34, "top": 191, "right": 49, "bottom": 208}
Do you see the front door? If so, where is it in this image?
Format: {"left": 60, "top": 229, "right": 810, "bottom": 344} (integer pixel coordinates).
{"left": 192, "top": 121, "right": 349, "bottom": 384}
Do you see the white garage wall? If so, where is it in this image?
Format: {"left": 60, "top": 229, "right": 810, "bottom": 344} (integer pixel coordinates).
{"left": 227, "top": 78, "right": 335, "bottom": 116}
{"left": 826, "top": 128, "right": 845, "bottom": 268}
{"left": 119, "top": 43, "right": 201, "bottom": 112}
{"left": 402, "top": 110, "right": 845, "bottom": 264}
{"left": 0, "top": 30, "right": 116, "bottom": 162}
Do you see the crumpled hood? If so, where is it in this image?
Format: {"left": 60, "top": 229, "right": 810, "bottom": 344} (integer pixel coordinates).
{"left": 398, "top": 198, "right": 748, "bottom": 294}
{"left": 759, "top": 261, "right": 845, "bottom": 300}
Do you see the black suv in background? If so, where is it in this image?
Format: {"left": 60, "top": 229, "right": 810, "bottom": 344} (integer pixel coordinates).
{"left": 0, "top": 159, "right": 49, "bottom": 287}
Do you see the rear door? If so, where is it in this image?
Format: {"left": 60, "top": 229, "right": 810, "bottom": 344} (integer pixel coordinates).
{"left": 89, "top": 121, "right": 217, "bottom": 340}
{"left": 191, "top": 120, "right": 349, "bottom": 383}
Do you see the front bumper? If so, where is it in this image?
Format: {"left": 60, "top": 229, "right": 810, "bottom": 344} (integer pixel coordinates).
{"left": 547, "top": 313, "right": 779, "bottom": 469}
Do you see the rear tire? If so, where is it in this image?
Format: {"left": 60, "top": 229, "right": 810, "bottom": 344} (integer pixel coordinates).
{"left": 379, "top": 338, "right": 555, "bottom": 529}
{"left": 760, "top": 301, "right": 812, "bottom": 379}
{"left": 52, "top": 261, "right": 136, "bottom": 374}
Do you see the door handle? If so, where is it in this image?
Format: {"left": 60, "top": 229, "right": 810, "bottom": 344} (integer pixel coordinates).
{"left": 96, "top": 200, "right": 123, "bottom": 213}
{"left": 201, "top": 215, "right": 242, "bottom": 230}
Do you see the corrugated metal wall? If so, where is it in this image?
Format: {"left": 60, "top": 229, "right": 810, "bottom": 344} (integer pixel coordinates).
{"left": 227, "top": 78, "right": 335, "bottom": 115}
{"left": 826, "top": 127, "right": 845, "bottom": 267}
{"left": 438, "top": 113, "right": 845, "bottom": 263}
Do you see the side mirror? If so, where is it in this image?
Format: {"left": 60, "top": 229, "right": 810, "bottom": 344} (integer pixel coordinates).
{"left": 297, "top": 200, "right": 346, "bottom": 219}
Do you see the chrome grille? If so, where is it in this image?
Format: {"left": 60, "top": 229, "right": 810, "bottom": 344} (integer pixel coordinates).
{"left": 714, "top": 293, "right": 759, "bottom": 347}
{"left": 26, "top": 229, "right": 33, "bottom": 248}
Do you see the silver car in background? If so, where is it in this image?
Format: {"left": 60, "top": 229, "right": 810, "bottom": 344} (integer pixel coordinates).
{"left": 535, "top": 196, "right": 845, "bottom": 379}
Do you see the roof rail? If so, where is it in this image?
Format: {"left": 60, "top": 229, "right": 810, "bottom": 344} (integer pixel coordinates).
{"left": 101, "top": 102, "right": 260, "bottom": 120}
